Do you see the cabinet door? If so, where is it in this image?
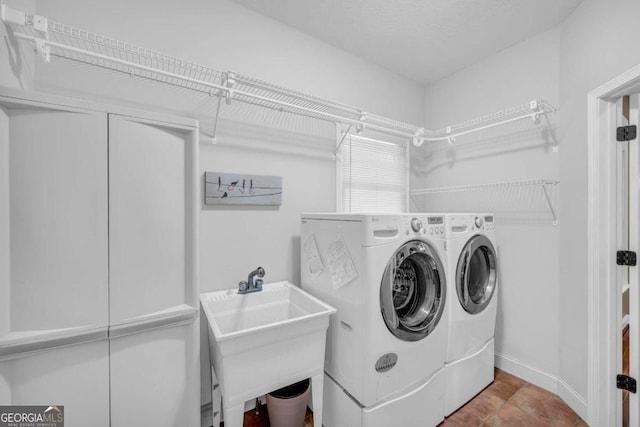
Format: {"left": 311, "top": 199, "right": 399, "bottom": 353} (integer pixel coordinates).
{"left": 1, "top": 102, "right": 108, "bottom": 334}
{"left": 0, "top": 339, "right": 110, "bottom": 427}
{"left": 109, "top": 320, "right": 200, "bottom": 427}
{"left": 108, "top": 114, "right": 198, "bottom": 325}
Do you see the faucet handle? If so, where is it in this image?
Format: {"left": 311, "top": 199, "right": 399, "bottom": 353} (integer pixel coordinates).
{"left": 254, "top": 278, "right": 263, "bottom": 291}
{"left": 238, "top": 280, "right": 248, "bottom": 292}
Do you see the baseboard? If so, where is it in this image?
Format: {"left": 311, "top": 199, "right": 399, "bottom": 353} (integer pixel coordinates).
{"left": 495, "top": 352, "right": 588, "bottom": 422}
{"left": 557, "top": 377, "right": 588, "bottom": 422}
{"left": 495, "top": 352, "right": 558, "bottom": 393}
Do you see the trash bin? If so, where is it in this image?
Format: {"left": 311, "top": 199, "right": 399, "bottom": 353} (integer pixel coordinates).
{"left": 266, "top": 378, "right": 310, "bottom": 427}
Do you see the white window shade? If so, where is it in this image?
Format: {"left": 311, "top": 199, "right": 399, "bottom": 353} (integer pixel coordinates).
{"left": 338, "top": 133, "right": 408, "bottom": 213}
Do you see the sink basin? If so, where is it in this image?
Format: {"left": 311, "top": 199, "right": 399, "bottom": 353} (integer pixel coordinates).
{"left": 200, "top": 281, "right": 335, "bottom": 427}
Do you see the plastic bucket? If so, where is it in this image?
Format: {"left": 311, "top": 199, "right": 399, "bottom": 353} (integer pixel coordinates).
{"left": 266, "top": 378, "right": 310, "bottom": 427}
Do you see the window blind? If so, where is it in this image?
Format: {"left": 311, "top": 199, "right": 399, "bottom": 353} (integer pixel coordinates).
{"left": 339, "top": 133, "right": 408, "bottom": 213}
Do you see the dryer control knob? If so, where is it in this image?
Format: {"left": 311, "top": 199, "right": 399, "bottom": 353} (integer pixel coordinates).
{"left": 474, "top": 216, "right": 484, "bottom": 228}
{"left": 410, "top": 218, "right": 423, "bottom": 232}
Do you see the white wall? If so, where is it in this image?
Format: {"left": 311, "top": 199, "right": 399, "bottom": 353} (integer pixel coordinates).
{"left": 557, "top": 0, "right": 640, "bottom": 405}
{"left": 24, "top": 0, "right": 425, "bottom": 411}
{"left": 416, "top": 27, "right": 561, "bottom": 391}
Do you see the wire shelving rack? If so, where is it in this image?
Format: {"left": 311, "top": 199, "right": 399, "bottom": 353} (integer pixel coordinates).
{"left": 411, "top": 179, "right": 560, "bottom": 225}
{"left": 1, "top": 4, "right": 423, "bottom": 144}
{"left": 1, "top": 4, "right": 559, "bottom": 151}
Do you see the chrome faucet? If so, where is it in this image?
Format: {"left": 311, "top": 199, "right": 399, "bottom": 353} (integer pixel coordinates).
{"left": 238, "top": 266, "right": 265, "bottom": 294}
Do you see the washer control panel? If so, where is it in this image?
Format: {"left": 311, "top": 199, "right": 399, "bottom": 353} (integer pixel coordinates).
{"left": 410, "top": 217, "right": 423, "bottom": 232}
{"left": 472, "top": 215, "right": 496, "bottom": 232}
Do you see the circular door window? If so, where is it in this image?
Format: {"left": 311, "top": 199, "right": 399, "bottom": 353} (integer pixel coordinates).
{"left": 456, "top": 235, "right": 497, "bottom": 314}
{"left": 380, "top": 241, "right": 446, "bottom": 342}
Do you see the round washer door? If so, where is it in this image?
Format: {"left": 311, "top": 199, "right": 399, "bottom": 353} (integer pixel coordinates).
{"left": 456, "top": 234, "right": 497, "bottom": 314}
{"left": 380, "top": 240, "right": 446, "bottom": 342}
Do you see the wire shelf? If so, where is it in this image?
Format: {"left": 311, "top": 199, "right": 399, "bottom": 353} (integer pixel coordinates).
{"left": 411, "top": 179, "right": 559, "bottom": 225}
{"left": 4, "top": 7, "right": 424, "bottom": 142}
{"left": 410, "top": 179, "right": 559, "bottom": 195}
{"left": 1, "top": 5, "right": 557, "bottom": 148}
{"left": 417, "top": 100, "right": 558, "bottom": 149}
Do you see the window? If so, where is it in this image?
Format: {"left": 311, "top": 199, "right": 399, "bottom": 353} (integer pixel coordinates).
{"left": 337, "top": 133, "right": 408, "bottom": 213}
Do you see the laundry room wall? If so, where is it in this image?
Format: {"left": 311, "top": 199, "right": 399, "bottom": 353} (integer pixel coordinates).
{"left": 557, "top": 0, "right": 640, "bottom": 412}
{"left": 12, "top": 0, "right": 425, "bottom": 411}
{"left": 414, "top": 25, "right": 562, "bottom": 400}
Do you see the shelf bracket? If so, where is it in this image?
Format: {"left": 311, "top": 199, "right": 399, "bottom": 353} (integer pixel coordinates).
{"left": 210, "top": 91, "right": 223, "bottom": 145}
{"left": 541, "top": 182, "right": 558, "bottom": 225}
{"left": 210, "top": 73, "right": 236, "bottom": 144}
{"left": 543, "top": 112, "right": 558, "bottom": 152}
{"left": 446, "top": 126, "right": 455, "bottom": 145}
{"left": 224, "top": 72, "right": 235, "bottom": 105}
{"left": 531, "top": 100, "right": 558, "bottom": 152}
{"left": 413, "top": 128, "right": 425, "bottom": 147}
{"left": 334, "top": 124, "right": 354, "bottom": 155}
{"left": 34, "top": 38, "right": 50, "bottom": 63}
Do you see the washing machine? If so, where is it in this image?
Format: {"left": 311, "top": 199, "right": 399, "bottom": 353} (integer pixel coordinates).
{"left": 300, "top": 213, "right": 448, "bottom": 427}
{"left": 443, "top": 213, "right": 498, "bottom": 416}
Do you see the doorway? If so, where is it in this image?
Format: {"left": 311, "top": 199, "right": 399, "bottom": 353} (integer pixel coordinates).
{"left": 588, "top": 66, "right": 640, "bottom": 427}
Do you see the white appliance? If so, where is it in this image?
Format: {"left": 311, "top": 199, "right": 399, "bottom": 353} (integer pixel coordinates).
{"left": 443, "top": 214, "right": 498, "bottom": 415}
{"left": 301, "top": 213, "right": 448, "bottom": 427}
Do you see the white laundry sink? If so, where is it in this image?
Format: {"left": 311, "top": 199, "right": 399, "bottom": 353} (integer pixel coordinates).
{"left": 200, "top": 281, "right": 335, "bottom": 427}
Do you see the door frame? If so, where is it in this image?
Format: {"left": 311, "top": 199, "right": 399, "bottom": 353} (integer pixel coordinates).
{"left": 587, "top": 63, "right": 640, "bottom": 426}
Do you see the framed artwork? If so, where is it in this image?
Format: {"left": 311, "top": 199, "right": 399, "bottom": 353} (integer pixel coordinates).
{"left": 204, "top": 172, "right": 282, "bottom": 205}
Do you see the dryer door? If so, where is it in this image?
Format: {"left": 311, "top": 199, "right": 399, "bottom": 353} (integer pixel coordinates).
{"left": 456, "top": 235, "right": 497, "bottom": 314}
{"left": 380, "top": 240, "right": 446, "bottom": 342}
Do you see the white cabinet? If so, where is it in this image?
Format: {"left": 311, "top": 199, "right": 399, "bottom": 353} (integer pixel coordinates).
{"left": 108, "top": 114, "right": 199, "bottom": 325}
{"left": 0, "top": 340, "right": 110, "bottom": 427}
{"left": 0, "top": 89, "right": 199, "bottom": 426}
{"left": 110, "top": 322, "right": 199, "bottom": 427}
{"left": 0, "top": 101, "right": 108, "bottom": 351}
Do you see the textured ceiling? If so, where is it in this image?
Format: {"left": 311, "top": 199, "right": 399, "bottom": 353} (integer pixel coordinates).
{"left": 231, "top": 0, "right": 582, "bottom": 84}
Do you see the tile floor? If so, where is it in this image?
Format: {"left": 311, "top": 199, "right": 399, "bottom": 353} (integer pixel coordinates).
{"left": 439, "top": 369, "right": 586, "bottom": 427}
{"left": 222, "top": 368, "right": 587, "bottom": 427}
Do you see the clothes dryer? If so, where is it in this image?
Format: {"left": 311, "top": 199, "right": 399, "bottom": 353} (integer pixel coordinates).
{"left": 442, "top": 214, "right": 498, "bottom": 415}
{"left": 301, "top": 213, "right": 448, "bottom": 427}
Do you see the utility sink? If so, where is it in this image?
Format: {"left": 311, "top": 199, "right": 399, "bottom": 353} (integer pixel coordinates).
{"left": 200, "top": 281, "right": 335, "bottom": 427}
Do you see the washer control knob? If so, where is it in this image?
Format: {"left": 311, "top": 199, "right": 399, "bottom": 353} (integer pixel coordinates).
{"left": 410, "top": 218, "right": 423, "bottom": 232}
{"left": 474, "top": 216, "right": 484, "bottom": 228}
